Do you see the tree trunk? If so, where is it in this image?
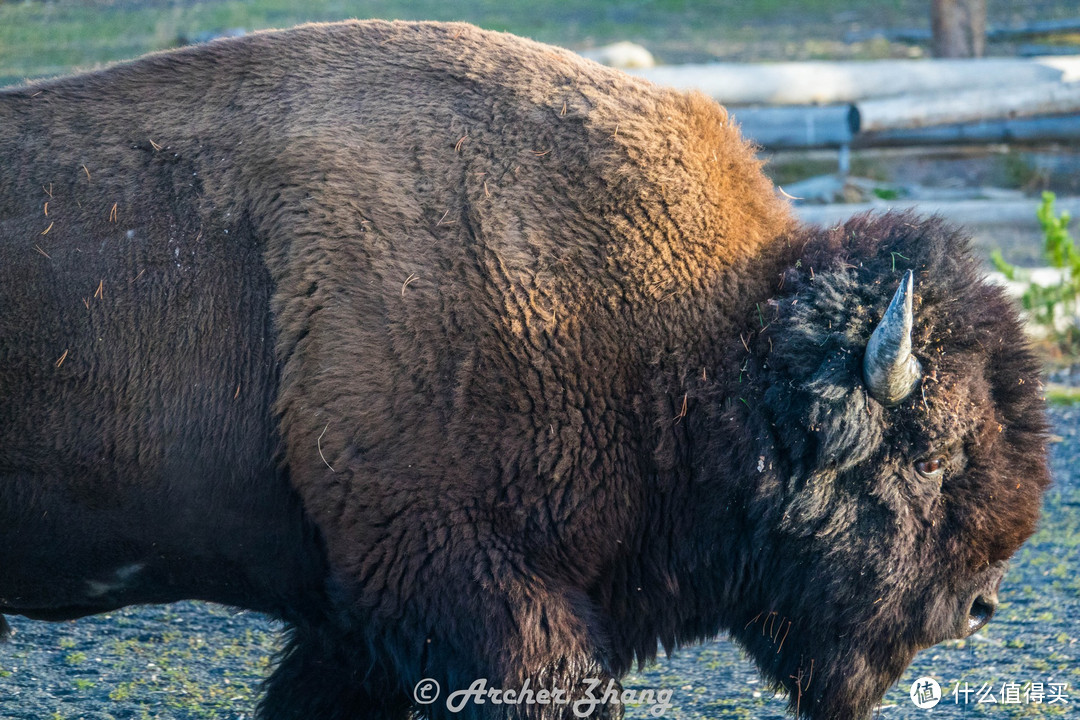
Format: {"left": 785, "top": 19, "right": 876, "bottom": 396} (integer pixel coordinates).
{"left": 931, "top": 0, "right": 987, "bottom": 57}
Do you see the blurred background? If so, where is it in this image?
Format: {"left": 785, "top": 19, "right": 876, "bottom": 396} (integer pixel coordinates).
{"left": 2, "top": 3, "right": 1079, "bottom": 719}
{"left": 3, "top": 0, "right": 1080, "bottom": 82}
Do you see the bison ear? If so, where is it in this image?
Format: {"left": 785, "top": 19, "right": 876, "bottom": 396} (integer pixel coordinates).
{"left": 862, "top": 270, "right": 922, "bottom": 406}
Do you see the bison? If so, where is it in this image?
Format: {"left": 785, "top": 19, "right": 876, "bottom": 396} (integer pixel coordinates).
{"left": 0, "top": 19, "right": 1050, "bottom": 720}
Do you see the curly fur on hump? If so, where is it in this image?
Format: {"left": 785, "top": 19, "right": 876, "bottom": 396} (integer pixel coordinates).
{"left": 0, "top": 20, "right": 1048, "bottom": 720}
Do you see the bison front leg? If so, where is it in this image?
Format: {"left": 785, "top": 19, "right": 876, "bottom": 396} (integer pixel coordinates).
{"left": 258, "top": 623, "right": 411, "bottom": 720}
{"left": 409, "top": 582, "right": 624, "bottom": 720}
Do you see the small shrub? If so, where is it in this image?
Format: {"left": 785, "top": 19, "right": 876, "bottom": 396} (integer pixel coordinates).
{"left": 992, "top": 192, "right": 1080, "bottom": 352}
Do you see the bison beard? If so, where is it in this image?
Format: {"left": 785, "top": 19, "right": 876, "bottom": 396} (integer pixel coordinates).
{"left": 0, "top": 20, "right": 1049, "bottom": 720}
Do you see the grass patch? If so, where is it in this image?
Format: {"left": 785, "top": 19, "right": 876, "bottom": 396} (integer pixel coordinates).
{"left": 6, "top": 0, "right": 1080, "bottom": 87}
{"left": 0, "top": 0, "right": 951, "bottom": 86}
{"left": 762, "top": 154, "right": 840, "bottom": 186}
{"left": 63, "top": 651, "right": 87, "bottom": 665}
{"left": 85, "top": 617, "right": 278, "bottom": 719}
{"left": 992, "top": 192, "right": 1080, "bottom": 356}
{"left": 1046, "top": 383, "right": 1080, "bottom": 405}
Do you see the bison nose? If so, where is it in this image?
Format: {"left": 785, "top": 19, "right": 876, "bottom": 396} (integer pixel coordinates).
{"left": 965, "top": 593, "right": 997, "bottom": 636}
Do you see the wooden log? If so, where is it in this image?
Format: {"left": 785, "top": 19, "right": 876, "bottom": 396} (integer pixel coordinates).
{"left": 846, "top": 18, "right": 1080, "bottom": 44}
{"left": 1020, "top": 45, "right": 1080, "bottom": 58}
{"left": 855, "top": 81, "right": 1080, "bottom": 131}
{"left": 795, "top": 197, "right": 1080, "bottom": 229}
{"left": 632, "top": 57, "right": 1080, "bottom": 106}
{"left": 988, "top": 18, "right": 1080, "bottom": 41}
{"left": 733, "top": 107, "right": 1078, "bottom": 150}
{"left": 728, "top": 105, "right": 858, "bottom": 149}
{"left": 855, "top": 114, "right": 1080, "bottom": 147}
{"left": 844, "top": 28, "right": 932, "bottom": 44}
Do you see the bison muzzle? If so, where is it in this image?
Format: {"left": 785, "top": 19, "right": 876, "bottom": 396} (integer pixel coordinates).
{"left": 0, "top": 19, "right": 1050, "bottom": 720}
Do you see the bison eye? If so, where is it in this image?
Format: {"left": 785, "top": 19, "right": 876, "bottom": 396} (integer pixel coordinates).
{"left": 915, "top": 457, "right": 945, "bottom": 479}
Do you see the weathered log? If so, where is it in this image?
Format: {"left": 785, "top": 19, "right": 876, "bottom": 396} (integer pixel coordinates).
{"left": 843, "top": 28, "right": 933, "bottom": 44}
{"left": 855, "top": 113, "right": 1080, "bottom": 147}
{"left": 732, "top": 106, "right": 1079, "bottom": 151}
{"left": 632, "top": 57, "right": 1080, "bottom": 106}
{"left": 795, "top": 197, "right": 1080, "bottom": 229}
{"left": 988, "top": 18, "right": 1080, "bottom": 41}
{"left": 1020, "top": 45, "right": 1080, "bottom": 57}
{"left": 729, "top": 105, "right": 859, "bottom": 149}
{"left": 855, "top": 81, "right": 1080, "bottom": 131}
{"left": 846, "top": 18, "right": 1080, "bottom": 44}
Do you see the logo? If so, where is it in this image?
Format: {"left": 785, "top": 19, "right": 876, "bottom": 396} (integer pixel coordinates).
{"left": 911, "top": 677, "right": 942, "bottom": 709}
{"left": 414, "top": 678, "right": 440, "bottom": 705}
{"left": 410, "top": 677, "right": 673, "bottom": 716}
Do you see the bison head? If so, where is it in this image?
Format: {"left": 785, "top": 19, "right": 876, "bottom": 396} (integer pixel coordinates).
{"left": 723, "top": 213, "right": 1049, "bottom": 718}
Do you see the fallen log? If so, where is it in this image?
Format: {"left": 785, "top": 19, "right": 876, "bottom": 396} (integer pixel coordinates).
{"left": 632, "top": 57, "right": 1080, "bottom": 106}
{"left": 843, "top": 28, "right": 932, "bottom": 44}
{"left": 728, "top": 105, "right": 859, "bottom": 149}
{"left": 845, "top": 18, "right": 1080, "bottom": 44}
{"left": 1020, "top": 45, "right": 1080, "bottom": 57}
{"left": 854, "top": 81, "right": 1080, "bottom": 131}
{"left": 855, "top": 113, "right": 1080, "bottom": 147}
{"left": 988, "top": 18, "right": 1080, "bottom": 41}
{"left": 795, "top": 196, "right": 1080, "bottom": 228}
{"left": 732, "top": 106, "right": 1079, "bottom": 150}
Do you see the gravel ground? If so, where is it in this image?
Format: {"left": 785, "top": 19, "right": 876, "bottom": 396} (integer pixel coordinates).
{"left": 2, "top": 406, "right": 1077, "bottom": 720}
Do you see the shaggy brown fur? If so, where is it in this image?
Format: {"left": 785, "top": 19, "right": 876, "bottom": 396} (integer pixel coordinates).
{"left": 0, "top": 20, "right": 1048, "bottom": 720}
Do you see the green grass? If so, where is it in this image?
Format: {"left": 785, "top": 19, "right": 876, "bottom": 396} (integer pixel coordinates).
{"left": 1045, "top": 384, "right": 1080, "bottom": 405}
{"left": 91, "top": 619, "right": 276, "bottom": 718}
{"left": 7, "top": 0, "right": 1080, "bottom": 87}
{"left": 7, "top": 0, "right": 1080, "bottom": 88}
{"left": 0, "top": 0, "right": 928, "bottom": 87}
{"left": 63, "top": 650, "right": 87, "bottom": 665}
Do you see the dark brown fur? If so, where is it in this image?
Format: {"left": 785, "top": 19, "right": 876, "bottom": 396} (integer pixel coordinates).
{"left": 0, "top": 21, "right": 1048, "bottom": 720}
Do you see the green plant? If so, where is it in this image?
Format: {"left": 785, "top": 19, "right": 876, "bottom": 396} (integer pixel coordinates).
{"left": 992, "top": 192, "right": 1080, "bottom": 351}
{"left": 1037, "top": 191, "right": 1076, "bottom": 270}
{"left": 64, "top": 651, "right": 87, "bottom": 665}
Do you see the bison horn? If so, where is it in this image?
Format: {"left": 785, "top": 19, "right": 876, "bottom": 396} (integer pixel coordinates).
{"left": 862, "top": 270, "right": 922, "bottom": 406}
